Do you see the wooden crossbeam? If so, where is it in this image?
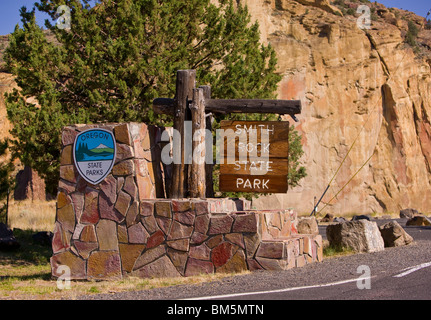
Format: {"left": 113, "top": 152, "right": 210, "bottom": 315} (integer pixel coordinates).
{"left": 153, "top": 98, "right": 301, "bottom": 117}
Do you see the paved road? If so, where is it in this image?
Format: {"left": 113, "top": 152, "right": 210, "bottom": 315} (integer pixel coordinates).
{"left": 84, "top": 219, "right": 431, "bottom": 301}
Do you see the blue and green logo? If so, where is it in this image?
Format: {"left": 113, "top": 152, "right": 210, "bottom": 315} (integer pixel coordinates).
{"left": 73, "top": 129, "right": 116, "bottom": 184}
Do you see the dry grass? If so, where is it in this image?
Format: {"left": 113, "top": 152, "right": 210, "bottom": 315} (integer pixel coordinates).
{"left": 6, "top": 199, "right": 56, "bottom": 232}
{"left": 1, "top": 201, "right": 250, "bottom": 300}
{"left": 1, "top": 260, "right": 250, "bottom": 300}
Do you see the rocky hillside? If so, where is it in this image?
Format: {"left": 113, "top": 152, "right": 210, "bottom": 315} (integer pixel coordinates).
{"left": 247, "top": 0, "right": 431, "bottom": 214}
{"left": 1, "top": 0, "right": 431, "bottom": 214}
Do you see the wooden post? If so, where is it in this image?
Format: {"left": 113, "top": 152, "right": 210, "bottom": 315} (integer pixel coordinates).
{"left": 200, "top": 85, "right": 214, "bottom": 198}
{"left": 5, "top": 187, "right": 9, "bottom": 227}
{"left": 171, "top": 70, "right": 196, "bottom": 199}
{"left": 189, "top": 88, "right": 206, "bottom": 198}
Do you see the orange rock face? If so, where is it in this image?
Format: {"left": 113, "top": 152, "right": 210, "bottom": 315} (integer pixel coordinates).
{"left": 244, "top": 0, "right": 431, "bottom": 214}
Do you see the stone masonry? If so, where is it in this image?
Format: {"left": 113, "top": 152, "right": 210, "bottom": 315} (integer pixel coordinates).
{"left": 51, "top": 123, "right": 322, "bottom": 280}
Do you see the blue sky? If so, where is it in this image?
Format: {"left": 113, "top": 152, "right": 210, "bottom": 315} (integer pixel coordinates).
{"left": 377, "top": 0, "right": 430, "bottom": 18}
{"left": 0, "top": 1, "right": 48, "bottom": 35}
{"left": 0, "top": 0, "right": 96, "bottom": 36}
{"left": 0, "top": 0, "right": 430, "bottom": 36}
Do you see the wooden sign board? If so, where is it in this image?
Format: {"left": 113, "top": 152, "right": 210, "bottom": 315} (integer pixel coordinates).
{"left": 219, "top": 174, "right": 288, "bottom": 193}
{"left": 219, "top": 121, "right": 289, "bottom": 193}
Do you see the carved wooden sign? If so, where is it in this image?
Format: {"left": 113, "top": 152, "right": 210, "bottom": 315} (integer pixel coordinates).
{"left": 152, "top": 69, "right": 300, "bottom": 198}
{"left": 219, "top": 120, "right": 289, "bottom": 193}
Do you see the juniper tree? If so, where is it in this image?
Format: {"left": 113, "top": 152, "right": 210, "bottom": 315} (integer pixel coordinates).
{"left": 5, "top": 0, "right": 306, "bottom": 195}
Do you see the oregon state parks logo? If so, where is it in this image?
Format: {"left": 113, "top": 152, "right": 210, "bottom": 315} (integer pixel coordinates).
{"left": 73, "top": 129, "right": 117, "bottom": 185}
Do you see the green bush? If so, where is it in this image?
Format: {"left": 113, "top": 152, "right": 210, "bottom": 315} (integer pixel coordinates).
{"left": 5, "top": 0, "right": 282, "bottom": 195}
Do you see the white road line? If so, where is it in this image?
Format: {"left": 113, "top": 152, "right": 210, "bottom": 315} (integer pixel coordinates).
{"left": 185, "top": 277, "right": 372, "bottom": 300}
{"left": 184, "top": 261, "right": 431, "bottom": 300}
{"left": 393, "top": 261, "right": 431, "bottom": 278}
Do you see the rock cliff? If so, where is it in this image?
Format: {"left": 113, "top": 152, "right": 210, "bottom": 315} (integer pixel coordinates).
{"left": 248, "top": 0, "right": 431, "bottom": 214}
{"left": 1, "top": 0, "right": 431, "bottom": 214}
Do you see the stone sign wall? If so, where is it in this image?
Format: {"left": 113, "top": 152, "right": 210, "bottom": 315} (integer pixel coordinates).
{"left": 51, "top": 122, "right": 322, "bottom": 280}
{"left": 52, "top": 197, "right": 322, "bottom": 280}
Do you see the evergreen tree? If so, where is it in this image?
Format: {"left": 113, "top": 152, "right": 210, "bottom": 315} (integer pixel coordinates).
{"left": 406, "top": 20, "right": 419, "bottom": 47}
{"left": 5, "top": 0, "right": 306, "bottom": 194}
{"left": 288, "top": 124, "right": 307, "bottom": 187}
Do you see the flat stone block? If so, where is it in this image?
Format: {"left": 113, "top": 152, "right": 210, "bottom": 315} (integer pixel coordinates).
{"left": 166, "top": 238, "right": 190, "bottom": 252}
{"left": 88, "top": 250, "right": 122, "bottom": 280}
{"left": 51, "top": 250, "right": 86, "bottom": 280}
{"left": 57, "top": 191, "right": 70, "bottom": 209}
{"left": 147, "top": 230, "right": 165, "bottom": 249}
{"left": 156, "top": 217, "right": 172, "bottom": 235}
{"left": 52, "top": 223, "right": 71, "bottom": 254}
{"left": 96, "top": 219, "right": 119, "bottom": 251}
{"left": 303, "top": 236, "right": 312, "bottom": 256}
{"left": 133, "top": 246, "right": 166, "bottom": 270}
{"left": 60, "top": 145, "right": 73, "bottom": 165}
{"left": 100, "top": 175, "right": 117, "bottom": 204}
{"left": 62, "top": 127, "right": 78, "bottom": 146}
{"left": 141, "top": 215, "right": 159, "bottom": 234}
{"left": 206, "top": 234, "right": 223, "bottom": 249}
{"left": 225, "top": 233, "right": 245, "bottom": 249}
{"left": 140, "top": 201, "right": 154, "bottom": 217}
{"left": 155, "top": 201, "right": 172, "bottom": 218}
{"left": 133, "top": 255, "right": 181, "bottom": 278}
{"left": 119, "top": 244, "right": 145, "bottom": 273}
{"left": 115, "top": 190, "right": 132, "bottom": 217}
{"left": 167, "top": 221, "right": 193, "bottom": 240}
{"left": 243, "top": 233, "right": 260, "bottom": 258}
{"left": 116, "top": 143, "right": 134, "bottom": 163}
{"left": 57, "top": 203, "right": 76, "bottom": 233}
{"left": 192, "top": 201, "right": 209, "bottom": 215}
{"left": 185, "top": 258, "right": 214, "bottom": 276}
{"left": 128, "top": 222, "right": 150, "bottom": 244}
{"left": 216, "top": 250, "right": 247, "bottom": 274}
{"left": 189, "top": 243, "right": 211, "bottom": 260}
{"left": 208, "top": 215, "right": 233, "bottom": 235}
{"left": 232, "top": 213, "right": 257, "bottom": 233}
{"left": 255, "top": 257, "right": 286, "bottom": 271}
{"left": 117, "top": 224, "right": 128, "bottom": 243}
{"left": 58, "top": 179, "right": 76, "bottom": 194}
{"left": 247, "top": 259, "right": 264, "bottom": 271}
{"left": 73, "top": 241, "right": 98, "bottom": 259}
{"left": 174, "top": 211, "right": 195, "bottom": 226}
{"left": 191, "top": 231, "right": 208, "bottom": 245}
{"left": 211, "top": 242, "right": 235, "bottom": 268}
{"left": 80, "top": 225, "right": 97, "bottom": 242}
{"left": 99, "top": 193, "right": 124, "bottom": 223}
{"left": 126, "top": 201, "right": 140, "bottom": 227}
{"left": 123, "top": 176, "right": 138, "bottom": 199}
{"left": 296, "top": 255, "right": 306, "bottom": 268}
{"left": 114, "top": 123, "right": 132, "bottom": 145}
{"left": 81, "top": 188, "right": 99, "bottom": 224}
{"left": 172, "top": 200, "right": 192, "bottom": 213}
{"left": 167, "top": 248, "right": 188, "bottom": 275}
{"left": 112, "top": 159, "right": 135, "bottom": 176}
{"left": 256, "top": 241, "right": 284, "bottom": 259}
{"left": 194, "top": 214, "right": 210, "bottom": 234}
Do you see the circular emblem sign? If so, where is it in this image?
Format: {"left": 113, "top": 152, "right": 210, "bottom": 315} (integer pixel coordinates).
{"left": 73, "top": 129, "right": 117, "bottom": 185}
